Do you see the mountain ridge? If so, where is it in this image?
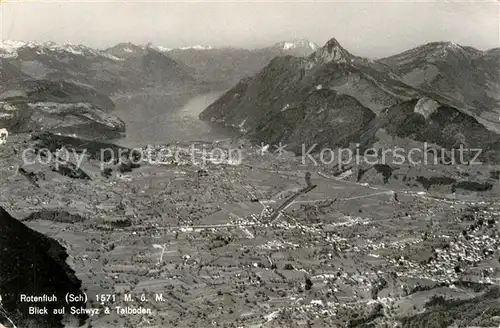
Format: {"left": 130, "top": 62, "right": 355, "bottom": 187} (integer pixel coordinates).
{"left": 1, "top": 40, "right": 199, "bottom": 96}
{"left": 199, "top": 37, "right": 500, "bottom": 161}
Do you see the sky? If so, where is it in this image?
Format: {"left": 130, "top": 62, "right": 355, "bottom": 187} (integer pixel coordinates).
{"left": 0, "top": 0, "right": 498, "bottom": 58}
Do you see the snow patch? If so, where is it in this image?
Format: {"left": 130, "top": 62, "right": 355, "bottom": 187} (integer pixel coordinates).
{"left": 281, "top": 39, "right": 318, "bottom": 51}
{"left": 101, "top": 52, "right": 123, "bottom": 61}
{"left": 0, "top": 128, "right": 8, "bottom": 145}
{"left": 281, "top": 104, "right": 291, "bottom": 112}
{"left": 283, "top": 42, "right": 295, "bottom": 50}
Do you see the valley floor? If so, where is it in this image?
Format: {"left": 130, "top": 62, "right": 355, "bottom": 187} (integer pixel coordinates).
{"left": 0, "top": 134, "right": 499, "bottom": 327}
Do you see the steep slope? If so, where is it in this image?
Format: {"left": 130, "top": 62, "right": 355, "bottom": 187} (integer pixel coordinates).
{"left": 378, "top": 42, "right": 500, "bottom": 127}
{"left": 199, "top": 38, "right": 416, "bottom": 133}
{"left": 0, "top": 206, "right": 86, "bottom": 328}
{"left": 199, "top": 50, "right": 376, "bottom": 151}
{"left": 200, "top": 38, "right": 423, "bottom": 127}
{"left": 301, "top": 38, "right": 422, "bottom": 113}
{"left": 167, "top": 39, "right": 318, "bottom": 87}
{"left": 475, "top": 47, "right": 500, "bottom": 114}
{"left": 200, "top": 38, "right": 500, "bottom": 160}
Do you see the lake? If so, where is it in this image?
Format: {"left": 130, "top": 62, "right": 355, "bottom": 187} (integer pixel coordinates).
{"left": 110, "top": 91, "right": 240, "bottom": 148}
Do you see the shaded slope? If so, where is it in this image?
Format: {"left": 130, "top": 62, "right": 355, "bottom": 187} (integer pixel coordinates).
{"left": 0, "top": 207, "right": 86, "bottom": 328}
{"left": 400, "top": 287, "right": 500, "bottom": 328}
{"left": 360, "top": 97, "right": 500, "bottom": 162}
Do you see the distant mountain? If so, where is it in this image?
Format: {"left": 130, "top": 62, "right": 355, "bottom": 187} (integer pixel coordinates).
{"left": 103, "top": 42, "right": 147, "bottom": 59}
{"left": 105, "top": 43, "right": 196, "bottom": 84}
{"left": 0, "top": 39, "right": 320, "bottom": 94}
{"left": 378, "top": 42, "right": 500, "bottom": 128}
{"left": 0, "top": 206, "right": 87, "bottom": 328}
{"left": 0, "top": 40, "right": 117, "bottom": 59}
{"left": 167, "top": 39, "right": 319, "bottom": 87}
{"left": 178, "top": 45, "right": 214, "bottom": 51}
{"left": 0, "top": 40, "right": 197, "bottom": 95}
{"left": 0, "top": 41, "right": 127, "bottom": 94}
{"left": 0, "top": 57, "right": 31, "bottom": 83}
{"left": 199, "top": 38, "right": 500, "bottom": 161}
{"left": 260, "top": 38, "right": 319, "bottom": 57}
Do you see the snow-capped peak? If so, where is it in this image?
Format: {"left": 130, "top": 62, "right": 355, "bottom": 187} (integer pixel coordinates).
{"left": 177, "top": 45, "right": 213, "bottom": 50}
{"left": 445, "top": 41, "right": 461, "bottom": 50}
{"left": 278, "top": 39, "right": 318, "bottom": 51}
{"left": 152, "top": 45, "right": 172, "bottom": 52}
{"left": 0, "top": 40, "right": 39, "bottom": 58}
{"left": 425, "top": 41, "right": 470, "bottom": 59}
{"left": 0, "top": 40, "right": 110, "bottom": 58}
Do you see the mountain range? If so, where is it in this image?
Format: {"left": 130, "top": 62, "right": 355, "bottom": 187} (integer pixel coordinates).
{"left": 0, "top": 36, "right": 499, "bottom": 328}
{"left": 199, "top": 37, "right": 500, "bottom": 162}
{"left": 0, "top": 39, "right": 319, "bottom": 93}
{"left": 0, "top": 40, "right": 199, "bottom": 96}
{"left": 0, "top": 39, "right": 319, "bottom": 139}
{"left": 1, "top": 37, "right": 499, "bottom": 156}
{"left": 166, "top": 39, "right": 319, "bottom": 87}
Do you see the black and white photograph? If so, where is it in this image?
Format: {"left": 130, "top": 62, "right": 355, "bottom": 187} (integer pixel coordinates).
{"left": 0, "top": 1, "right": 499, "bottom": 327}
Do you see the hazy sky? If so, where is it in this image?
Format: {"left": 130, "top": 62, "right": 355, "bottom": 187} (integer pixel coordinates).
{"left": 1, "top": 0, "right": 498, "bottom": 58}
